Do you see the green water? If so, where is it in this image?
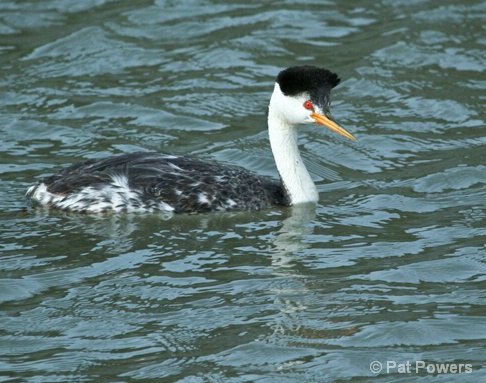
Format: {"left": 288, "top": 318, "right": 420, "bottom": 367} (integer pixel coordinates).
{"left": 1, "top": 1, "right": 485, "bottom": 382}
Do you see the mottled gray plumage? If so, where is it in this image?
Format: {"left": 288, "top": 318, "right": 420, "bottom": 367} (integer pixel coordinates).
{"left": 28, "top": 152, "right": 289, "bottom": 213}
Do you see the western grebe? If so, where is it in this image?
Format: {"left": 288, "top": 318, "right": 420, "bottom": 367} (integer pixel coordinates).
{"left": 26, "top": 65, "right": 356, "bottom": 214}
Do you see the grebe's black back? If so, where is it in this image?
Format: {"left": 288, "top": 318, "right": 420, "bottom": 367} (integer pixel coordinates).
{"left": 26, "top": 65, "right": 356, "bottom": 214}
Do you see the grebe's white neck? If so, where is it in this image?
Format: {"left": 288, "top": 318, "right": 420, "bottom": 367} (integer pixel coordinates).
{"left": 268, "top": 83, "right": 319, "bottom": 205}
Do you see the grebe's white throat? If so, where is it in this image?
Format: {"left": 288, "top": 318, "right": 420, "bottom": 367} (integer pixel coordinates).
{"left": 268, "top": 83, "right": 319, "bottom": 205}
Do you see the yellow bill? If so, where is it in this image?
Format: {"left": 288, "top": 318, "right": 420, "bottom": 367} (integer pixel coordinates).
{"left": 311, "top": 112, "right": 356, "bottom": 140}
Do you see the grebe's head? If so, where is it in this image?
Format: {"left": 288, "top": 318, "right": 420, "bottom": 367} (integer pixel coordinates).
{"left": 269, "top": 65, "right": 356, "bottom": 140}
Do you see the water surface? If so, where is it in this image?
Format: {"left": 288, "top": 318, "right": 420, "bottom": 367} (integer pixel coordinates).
{"left": 1, "top": 0, "right": 485, "bottom": 382}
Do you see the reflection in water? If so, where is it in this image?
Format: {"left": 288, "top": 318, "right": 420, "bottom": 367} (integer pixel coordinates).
{"left": 268, "top": 204, "right": 318, "bottom": 341}
{"left": 271, "top": 204, "right": 316, "bottom": 269}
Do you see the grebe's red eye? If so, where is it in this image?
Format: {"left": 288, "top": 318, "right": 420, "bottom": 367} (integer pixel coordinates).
{"left": 304, "top": 101, "right": 314, "bottom": 110}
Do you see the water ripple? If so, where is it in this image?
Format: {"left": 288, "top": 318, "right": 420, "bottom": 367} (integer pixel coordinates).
{"left": 1, "top": 0, "right": 485, "bottom": 381}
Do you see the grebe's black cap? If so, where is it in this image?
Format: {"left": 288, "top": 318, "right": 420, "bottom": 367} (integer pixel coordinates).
{"left": 276, "top": 65, "right": 340, "bottom": 109}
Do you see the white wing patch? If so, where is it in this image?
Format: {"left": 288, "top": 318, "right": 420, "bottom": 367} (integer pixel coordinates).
{"left": 27, "top": 174, "right": 175, "bottom": 213}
